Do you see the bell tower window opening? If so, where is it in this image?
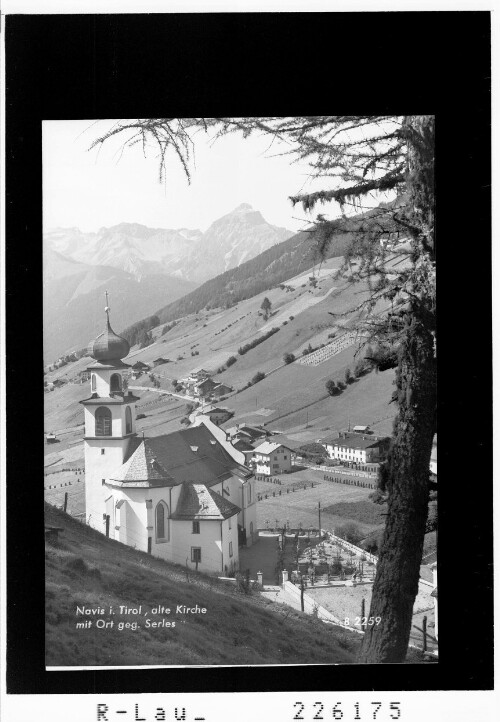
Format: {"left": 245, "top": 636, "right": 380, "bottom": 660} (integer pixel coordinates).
{"left": 91, "top": 374, "right": 96, "bottom": 392}
{"left": 95, "top": 406, "right": 112, "bottom": 436}
{"left": 110, "top": 373, "right": 122, "bottom": 393}
{"left": 125, "top": 406, "right": 132, "bottom": 434}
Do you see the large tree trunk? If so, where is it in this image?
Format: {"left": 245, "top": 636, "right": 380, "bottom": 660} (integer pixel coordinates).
{"left": 358, "top": 317, "right": 436, "bottom": 662}
{"left": 358, "top": 115, "right": 436, "bottom": 662}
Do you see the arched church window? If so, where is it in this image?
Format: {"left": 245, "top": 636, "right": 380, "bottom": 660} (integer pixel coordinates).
{"left": 156, "top": 501, "right": 169, "bottom": 542}
{"left": 91, "top": 374, "right": 96, "bottom": 392}
{"left": 110, "top": 373, "right": 122, "bottom": 392}
{"left": 125, "top": 406, "right": 132, "bottom": 434}
{"left": 95, "top": 406, "right": 112, "bottom": 436}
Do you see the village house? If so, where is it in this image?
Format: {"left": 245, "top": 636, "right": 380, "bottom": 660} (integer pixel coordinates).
{"left": 193, "top": 377, "right": 219, "bottom": 400}
{"left": 211, "top": 383, "right": 233, "bottom": 399}
{"left": 180, "top": 368, "right": 211, "bottom": 395}
{"left": 252, "top": 441, "right": 293, "bottom": 475}
{"left": 227, "top": 424, "right": 269, "bottom": 444}
{"left": 132, "top": 361, "right": 150, "bottom": 372}
{"left": 199, "top": 407, "right": 233, "bottom": 426}
{"left": 190, "top": 368, "right": 211, "bottom": 381}
{"left": 322, "top": 432, "right": 389, "bottom": 465}
{"left": 81, "top": 303, "right": 258, "bottom": 576}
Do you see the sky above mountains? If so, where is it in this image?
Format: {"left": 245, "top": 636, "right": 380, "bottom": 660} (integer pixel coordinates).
{"left": 43, "top": 119, "right": 325, "bottom": 235}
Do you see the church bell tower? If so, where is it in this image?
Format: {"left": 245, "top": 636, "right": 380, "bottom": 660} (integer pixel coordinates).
{"left": 81, "top": 293, "right": 140, "bottom": 533}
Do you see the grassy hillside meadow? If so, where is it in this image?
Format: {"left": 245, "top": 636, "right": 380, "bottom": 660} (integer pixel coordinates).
{"left": 45, "top": 503, "right": 361, "bottom": 666}
{"left": 44, "top": 254, "right": 399, "bottom": 474}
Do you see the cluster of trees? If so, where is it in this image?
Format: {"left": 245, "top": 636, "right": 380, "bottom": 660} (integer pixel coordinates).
{"left": 121, "top": 314, "right": 160, "bottom": 348}
{"left": 148, "top": 373, "right": 161, "bottom": 389}
{"left": 161, "top": 320, "right": 177, "bottom": 336}
{"left": 244, "top": 371, "right": 266, "bottom": 389}
{"left": 326, "top": 367, "right": 355, "bottom": 396}
{"left": 283, "top": 352, "right": 295, "bottom": 364}
{"left": 238, "top": 327, "right": 280, "bottom": 355}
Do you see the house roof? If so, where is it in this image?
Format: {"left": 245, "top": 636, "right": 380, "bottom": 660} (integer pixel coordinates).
{"left": 171, "top": 482, "right": 240, "bottom": 520}
{"left": 196, "top": 378, "right": 218, "bottom": 390}
{"left": 233, "top": 439, "right": 255, "bottom": 452}
{"left": 230, "top": 425, "right": 266, "bottom": 441}
{"left": 109, "top": 424, "right": 248, "bottom": 488}
{"left": 213, "top": 383, "right": 232, "bottom": 393}
{"left": 253, "top": 441, "right": 290, "bottom": 455}
{"left": 353, "top": 425, "right": 370, "bottom": 432}
{"left": 325, "top": 435, "right": 380, "bottom": 450}
{"left": 207, "top": 407, "right": 231, "bottom": 415}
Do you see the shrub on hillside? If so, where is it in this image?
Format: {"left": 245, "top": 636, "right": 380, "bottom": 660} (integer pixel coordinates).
{"left": 238, "top": 327, "right": 280, "bottom": 355}
{"left": 251, "top": 371, "right": 266, "bottom": 385}
{"left": 226, "top": 355, "right": 237, "bottom": 367}
{"left": 353, "top": 356, "right": 372, "bottom": 378}
{"left": 326, "top": 380, "right": 340, "bottom": 396}
{"left": 336, "top": 523, "right": 364, "bottom": 545}
{"left": 283, "top": 353, "right": 295, "bottom": 364}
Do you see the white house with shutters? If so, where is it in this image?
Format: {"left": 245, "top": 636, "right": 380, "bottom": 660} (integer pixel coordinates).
{"left": 80, "top": 299, "right": 258, "bottom": 576}
{"left": 322, "top": 433, "right": 383, "bottom": 464}
{"left": 252, "top": 442, "right": 292, "bottom": 475}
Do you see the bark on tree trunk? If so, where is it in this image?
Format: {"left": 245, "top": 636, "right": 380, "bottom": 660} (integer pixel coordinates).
{"left": 359, "top": 115, "right": 436, "bottom": 663}
{"left": 358, "top": 317, "right": 436, "bottom": 662}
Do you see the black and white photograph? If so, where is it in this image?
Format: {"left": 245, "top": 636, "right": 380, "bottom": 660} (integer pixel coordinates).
{"left": 2, "top": 7, "right": 494, "bottom": 716}
{"left": 42, "top": 115, "right": 438, "bottom": 667}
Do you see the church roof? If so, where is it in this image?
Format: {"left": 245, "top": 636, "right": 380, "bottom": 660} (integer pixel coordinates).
{"left": 109, "top": 425, "right": 249, "bottom": 488}
{"left": 108, "top": 438, "right": 177, "bottom": 487}
{"left": 171, "top": 482, "right": 240, "bottom": 520}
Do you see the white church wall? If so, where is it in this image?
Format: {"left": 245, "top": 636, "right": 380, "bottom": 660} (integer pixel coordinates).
{"left": 85, "top": 438, "right": 133, "bottom": 532}
{"left": 169, "top": 519, "right": 224, "bottom": 574}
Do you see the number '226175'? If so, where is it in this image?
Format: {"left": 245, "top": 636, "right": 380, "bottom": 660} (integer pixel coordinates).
{"left": 293, "top": 701, "right": 401, "bottom": 720}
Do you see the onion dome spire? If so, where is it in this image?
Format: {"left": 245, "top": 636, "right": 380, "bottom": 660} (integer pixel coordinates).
{"left": 88, "top": 291, "right": 130, "bottom": 362}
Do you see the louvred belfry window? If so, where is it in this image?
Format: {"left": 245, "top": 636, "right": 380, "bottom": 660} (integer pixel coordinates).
{"left": 125, "top": 406, "right": 132, "bottom": 434}
{"left": 110, "top": 373, "right": 122, "bottom": 392}
{"left": 95, "top": 406, "right": 112, "bottom": 436}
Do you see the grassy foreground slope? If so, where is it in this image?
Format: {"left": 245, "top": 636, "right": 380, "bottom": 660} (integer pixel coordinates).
{"left": 45, "top": 504, "right": 360, "bottom": 666}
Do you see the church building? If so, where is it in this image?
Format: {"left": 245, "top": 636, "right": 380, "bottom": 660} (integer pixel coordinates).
{"left": 80, "top": 301, "right": 257, "bottom": 574}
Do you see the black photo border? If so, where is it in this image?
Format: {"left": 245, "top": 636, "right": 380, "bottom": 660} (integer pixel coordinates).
{"left": 4, "top": 10, "right": 493, "bottom": 694}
